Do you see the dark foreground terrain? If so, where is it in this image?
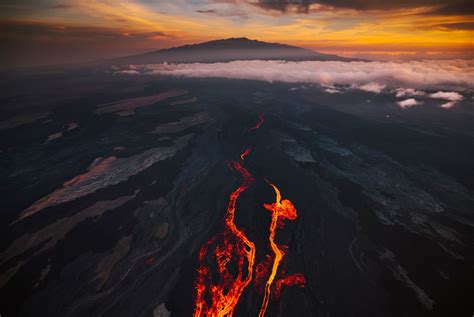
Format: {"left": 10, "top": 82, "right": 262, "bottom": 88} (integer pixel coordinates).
{"left": 1, "top": 68, "right": 473, "bottom": 316}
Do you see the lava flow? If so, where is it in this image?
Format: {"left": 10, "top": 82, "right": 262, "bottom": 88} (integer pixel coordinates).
{"left": 240, "top": 147, "right": 252, "bottom": 161}
{"left": 193, "top": 113, "right": 304, "bottom": 317}
{"left": 258, "top": 181, "right": 299, "bottom": 317}
{"left": 193, "top": 160, "right": 256, "bottom": 317}
{"left": 249, "top": 113, "right": 265, "bottom": 131}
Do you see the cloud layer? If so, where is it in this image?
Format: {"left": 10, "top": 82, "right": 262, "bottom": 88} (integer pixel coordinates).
{"left": 397, "top": 98, "right": 423, "bottom": 108}
{"left": 429, "top": 91, "right": 464, "bottom": 108}
{"left": 247, "top": 0, "right": 474, "bottom": 15}
{"left": 129, "top": 59, "right": 474, "bottom": 91}
{"left": 118, "top": 59, "right": 473, "bottom": 109}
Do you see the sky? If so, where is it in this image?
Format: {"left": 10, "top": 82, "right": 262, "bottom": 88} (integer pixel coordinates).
{"left": 1, "top": 0, "right": 473, "bottom": 67}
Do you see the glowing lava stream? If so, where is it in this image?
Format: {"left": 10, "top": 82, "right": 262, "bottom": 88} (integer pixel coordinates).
{"left": 194, "top": 116, "right": 264, "bottom": 316}
{"left": 258, "top": 182, "right": 298, "bottom": 317}
{"left": 240, "top": 147, "right": 252, "bottom": 161}
{"left": 194, "top": 113, "right": 304, "bottom": 316}
{"left": 250, "top": 113, "right": 265, "bottom": 131}
{"left": 193, "top": 160, "right": 256, "bottom": 317}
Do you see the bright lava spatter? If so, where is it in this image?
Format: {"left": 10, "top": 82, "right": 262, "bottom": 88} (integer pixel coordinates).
{"left": 250, "top": 113, "right": 265, "bottom": 131}
{"left": 240, "top": 147, "right": 252, "bottom": 161}
{"left": 193, "top": 114, "right": 305, "bottom": 317}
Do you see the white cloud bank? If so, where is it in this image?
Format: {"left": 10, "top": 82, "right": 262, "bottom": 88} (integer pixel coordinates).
{"left": 394, "top": 88, "right": 426, "bottom": 98}
{"left": 115, "top": 69, "right": 140, "bottom": 75}
{"left": 429, "top": 91, "right": 464, "bottom": 109}
{"left": 127, "top": 60, "right": 474, "bottom": 91}
{"left": 324, "top": 86, "right": 342, "bottom": 94}
{"left": 397, "top": 98, "right": 423, "bottom": 109}
{"left": 429, "top": 91, "right": 463, "bottom": 101}
{"left": 117, "top": 60, "right": 473, "bottom": 109}
{"left": 353, "top": 82, "right": 386, "bottom": 93}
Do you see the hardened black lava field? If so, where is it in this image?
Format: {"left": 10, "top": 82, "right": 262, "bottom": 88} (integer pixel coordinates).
{"left": 1, "top": 70, "right": 473, "bottom": 316}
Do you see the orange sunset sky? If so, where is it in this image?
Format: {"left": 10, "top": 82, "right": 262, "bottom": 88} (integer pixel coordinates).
{"left": 1, "top": 0, "right": 473, "bottom": 67}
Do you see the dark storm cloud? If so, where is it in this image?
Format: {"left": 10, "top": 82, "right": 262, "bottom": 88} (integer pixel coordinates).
{"left": 251, "top": 0, "right": 474, "bottom": 15}
{"left": 195, "top": 4, "right": 249, "bottom": 17}
{"left": 427, "top": 0, "right": 474, "bottom": 15}
{"left": 131, "top": 59, "right": 474, "bottom": 93}
{"left": 49, "top": 4, "right": 74, "bottom": 9}
{"left": 255, "top": 0, "right": 313, "bottom": 13}
{"left": 437, "top": 22, "right": 474, "bottom": 30}
{"left": 196, "top": 9, "right": 218, "bottom": 14}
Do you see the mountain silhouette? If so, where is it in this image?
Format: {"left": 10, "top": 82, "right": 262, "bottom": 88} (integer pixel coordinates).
{"left": 117, "top": 37, "right": 360, "bottom": 64}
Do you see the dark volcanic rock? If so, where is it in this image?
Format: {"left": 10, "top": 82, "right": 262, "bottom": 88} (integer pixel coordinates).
{"left": 0, "top": 71, "right": 473, "bottom": 317}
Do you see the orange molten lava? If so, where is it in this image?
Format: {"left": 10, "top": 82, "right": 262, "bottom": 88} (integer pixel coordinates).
{"left": 194, "top": 114, "right": 304, "bottom": 317}
{"left": 240, "top": 147, "right": 252, "bottom": 161}
{"left": 258, "top": 182, "right": 298, "bottom": 317}
{"left": 274, "top": 273, "right": 305, "bottom": 298}
{"left": 250, "top": 113, "right": 264, "bottom": 131}
{"left": 146, "top": 256, "right": 156, "bottom": 265}
{"left": 193, "top": 160, "right": 256, "bottom": 317}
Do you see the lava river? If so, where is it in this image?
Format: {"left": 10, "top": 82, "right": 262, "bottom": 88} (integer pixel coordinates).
{"left": 193, "top": 114, "right": 305, "bottom": 317}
